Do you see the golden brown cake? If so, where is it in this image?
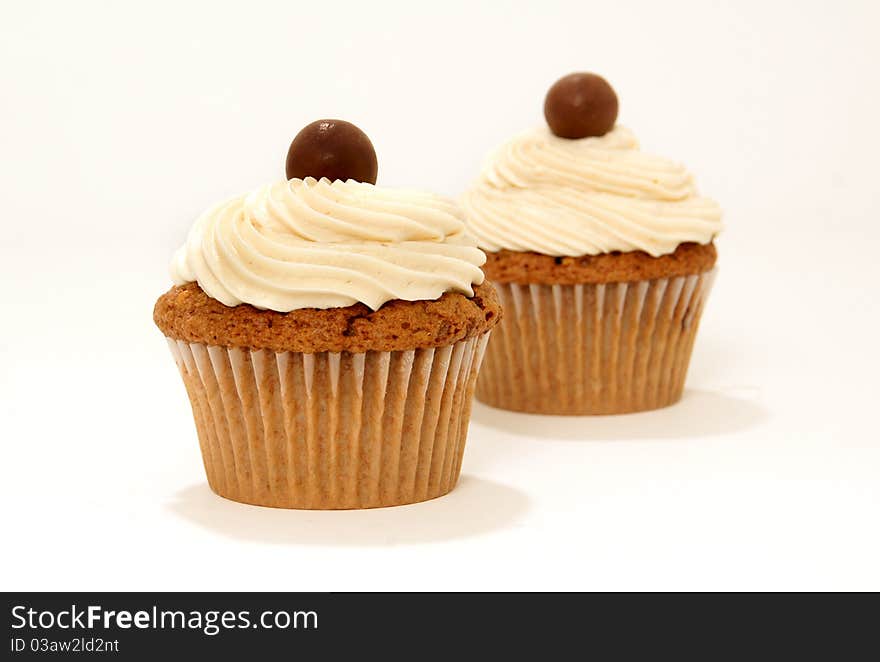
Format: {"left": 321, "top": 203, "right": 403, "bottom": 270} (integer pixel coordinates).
{"left": 482, "top": 242, "right": 717, "bottom": 286}
{"left": 154, "top": 281, "right": 500, "bottom": 354}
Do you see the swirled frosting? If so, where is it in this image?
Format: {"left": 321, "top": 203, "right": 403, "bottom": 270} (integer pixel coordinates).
{"left": 170, "top": 178, "right": 486, "bottom": 312}
{"left": 462, "top": 126, "right": 722, "bottom": 257}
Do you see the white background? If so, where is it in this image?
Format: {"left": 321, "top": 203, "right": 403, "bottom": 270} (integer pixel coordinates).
{"left": 2, "top": 0, "right": 879, "bottom": 591}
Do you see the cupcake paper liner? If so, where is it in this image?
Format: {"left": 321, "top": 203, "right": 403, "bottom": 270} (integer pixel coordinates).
{"left": 166, "top": 334, "right": 490, "bottom": 509}
{"left": 476, "top": 270, "right": 716, "bottom": 415}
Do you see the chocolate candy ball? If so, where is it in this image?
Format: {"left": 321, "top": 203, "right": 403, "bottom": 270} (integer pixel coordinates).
{"left": 285, "top": 119, "right": 378, "bottom": 184}
{"left": 543, "top": 73, "right": 618, "bottom": 139}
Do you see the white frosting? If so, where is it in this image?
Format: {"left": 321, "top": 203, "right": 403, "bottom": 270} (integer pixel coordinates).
{"left": 461, "top": 126, "right": 722, "bottom": 257}
{"left": 171, "top": 178, "right": 486, "bottom": 312}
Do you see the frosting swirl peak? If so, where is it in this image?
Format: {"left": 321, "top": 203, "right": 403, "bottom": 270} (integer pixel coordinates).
{"left": 462, "top": 126, "right": 722, "bottom": 257}
{"left": 171, "top": 178, "right": 486, "bottom": 312}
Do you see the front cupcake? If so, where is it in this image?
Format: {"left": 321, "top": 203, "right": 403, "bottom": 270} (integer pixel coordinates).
{"left": 154, "top": 120, "right": 500, "bottom": 509}
{"left": 462, "top": 74, "right": 722, "bottom": 415}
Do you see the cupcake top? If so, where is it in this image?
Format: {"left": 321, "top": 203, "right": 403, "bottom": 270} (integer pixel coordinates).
{"left": 462, "top": 73, "right": 722, "bottom": 258}
{"left": 171, "top": 177, "right": 485, "bottom": 312}
{"left": 170, "top": 120, "right": 485, "bottom": 313}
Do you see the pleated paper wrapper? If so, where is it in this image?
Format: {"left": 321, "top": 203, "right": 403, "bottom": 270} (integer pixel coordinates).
{"left": 166, "top": 333, "right": 490, "bottom": 509}
{"left": 476, "top": 270, "right": 716, "bottom": 415}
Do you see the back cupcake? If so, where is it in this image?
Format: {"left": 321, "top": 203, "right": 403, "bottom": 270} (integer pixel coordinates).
{"left": 462, "top": 73, "right": 722, "bottom": 415}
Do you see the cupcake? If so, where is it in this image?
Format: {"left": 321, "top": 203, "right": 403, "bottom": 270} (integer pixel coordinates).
{"left": 462, "top": 73, "right": 722, "bottom": 415}
{"left": 154, "top": 120, "right": 500, "bottom": 509}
